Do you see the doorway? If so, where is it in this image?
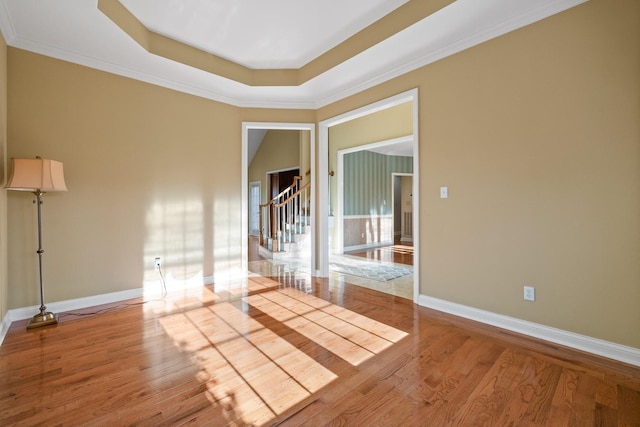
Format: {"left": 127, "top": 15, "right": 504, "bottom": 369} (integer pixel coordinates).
{"left": 318, "top": 89, "right": 420, "bottom": 302}
{"left": 241, "top": 122, "right": 316, "bottom": 275}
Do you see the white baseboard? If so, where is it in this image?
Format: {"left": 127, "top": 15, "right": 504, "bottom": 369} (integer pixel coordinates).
{"left": 4, "top": 285, "right": 637, "bottom": 368}
{"left": 343, "top": 240, "right": 394, "bottom": 253}
{"left": 418, "top": 295, "right": 640, "bottom": 367}
{"left": 0, "top": 314, "right": 11, "bottom": 346}
{"left": 0, "top": 287, "right": 145, "bottom": 346}
{"left": 0, "top": 274, "right": 222, "bottom": 346}
{"left": 8, "top": 288, "right": 146, "bottom": 323}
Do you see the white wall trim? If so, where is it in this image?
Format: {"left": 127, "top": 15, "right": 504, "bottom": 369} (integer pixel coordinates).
{"left": 0, "top": 288, "right": 144, "bottom": 345}
{"left": 0, "top": 274, "right": 220, "bottom": 346}
{"left": 418, "top": 294, "right": 640, "bottom": 367}
{"left": 5, "top": 286, "right": 634, "bottom": 369}
{"left": 343, "top": 214, "right": 394, "bottom": 219}
{"left": 343, "top": 241, "right": 394, "bottom": 253}
{"left": 0, "top": 314, "right": 11, "bottom": 346}
{"left": 339, "top": 135, "right": 413, "bottom": 155}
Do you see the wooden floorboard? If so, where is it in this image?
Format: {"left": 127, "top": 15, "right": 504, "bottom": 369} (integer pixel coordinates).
{"left": 345, "top": 236, "right": 414, "bottom": 266}
{"left": 1, "top": 275, "right": 638, "bottom": 426}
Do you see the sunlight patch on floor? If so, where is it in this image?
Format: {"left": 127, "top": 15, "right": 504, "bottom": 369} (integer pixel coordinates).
{"left": 245, "top": 288, "right": 408, "bottom": 366}
{"left": 159, "top": 301, "right": 337, "bottom": 425}
{"left": 153, "top": 277, "right": 408, "bottom": 425}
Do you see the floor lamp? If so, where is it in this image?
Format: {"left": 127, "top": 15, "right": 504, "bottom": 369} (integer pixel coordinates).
{"left": 6, "top": 157, "right": 68, "bottom": 329}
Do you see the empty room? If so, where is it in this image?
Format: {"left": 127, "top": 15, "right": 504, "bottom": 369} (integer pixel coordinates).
{"left": 0, "top": 0, "right": 638, "bottom": 425}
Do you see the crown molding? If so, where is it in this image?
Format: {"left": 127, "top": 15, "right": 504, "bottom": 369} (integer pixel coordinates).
{"left": 9, "top": 35, "right": 251, "bottom": 107}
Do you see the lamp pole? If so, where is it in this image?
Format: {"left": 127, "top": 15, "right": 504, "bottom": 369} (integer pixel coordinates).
{"left": 27, "top": 189, "right": 58, "bottom": 329}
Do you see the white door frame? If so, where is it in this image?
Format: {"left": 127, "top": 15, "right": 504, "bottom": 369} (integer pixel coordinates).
{"left": 249, "top": 180, "right": 261, "bottom": 236}
{"left": 319, "top": 88, "right": 420, "bottom": 302}
{"left": 392, "top": 173, "right": 413, "bottom": 243}
{"left": 241, "top": 122, "right": 316, "bottom": 274}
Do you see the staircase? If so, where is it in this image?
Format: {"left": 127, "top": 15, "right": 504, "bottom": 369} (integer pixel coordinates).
{"left": 258, "top": 176, "right": 311, "bottom": 260}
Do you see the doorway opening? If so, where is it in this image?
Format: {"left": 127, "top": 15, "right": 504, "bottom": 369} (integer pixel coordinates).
{"left": 241, "top": 122, "right": 316, "bottom": 277}
{"left": 318, "top": 89, "right": 419, "bottom": 302}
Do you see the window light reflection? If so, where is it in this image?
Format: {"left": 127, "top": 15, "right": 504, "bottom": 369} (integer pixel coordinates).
{"left": 159, "top": 302, "right": 337, "bottom": 425}
{"left": 245, "top": 288, "right": 408, "bottom": 366}
{"left": 155, "top": 283, "right": 408, "bottom": 425}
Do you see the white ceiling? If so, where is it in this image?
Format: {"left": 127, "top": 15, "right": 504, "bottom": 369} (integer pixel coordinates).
{"left": 119, "top": 0, "right": 410, "bottom": 69}
{"left": 367, "top": 140, "right": 414, "bottom": 158}
{"left": 0, "top": 0, "right": 586, "bottom": 109}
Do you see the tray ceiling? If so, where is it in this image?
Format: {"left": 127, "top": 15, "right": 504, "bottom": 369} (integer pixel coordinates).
{"left": 0, "top": 0, "right": 587, "bottom": 108}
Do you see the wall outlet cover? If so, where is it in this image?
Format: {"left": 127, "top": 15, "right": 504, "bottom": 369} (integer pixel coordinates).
{"left": 524, "top": 286, "right": 535, "bottom": 301}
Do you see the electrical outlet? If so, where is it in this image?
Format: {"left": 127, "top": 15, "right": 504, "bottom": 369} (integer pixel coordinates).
{"left": 524, "top": 286, "right": 535, "bottom": 301}
{"left": 154, "top": 257, "right": 161, "bottom": 269}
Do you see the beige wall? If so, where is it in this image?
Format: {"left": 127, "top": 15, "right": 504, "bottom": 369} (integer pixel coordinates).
{"left": 0, "top": 32, "right": 7, "bottom": 321}
{"left": 319, "top": 0, "right": 640, "bottom": 348}
{"left": 248, "top": 129, "right": 301, "bottom": 204}
{"left": 4, "top": 0, "right": 639, "bottom": 350}
{"left": 7, "top": 49, "right": 245, "bottom": 307}
{"left": 299, "top": 131, "right": 311, "bottom": 187}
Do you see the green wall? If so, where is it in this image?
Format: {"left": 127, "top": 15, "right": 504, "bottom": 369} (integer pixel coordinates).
{"left": 343, "top": 151, "right": 412, "bottom": 216}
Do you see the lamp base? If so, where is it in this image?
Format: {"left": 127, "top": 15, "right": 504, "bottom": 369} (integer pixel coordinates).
{"left": 26, "top": 311, "right": 59, "bottom": 329}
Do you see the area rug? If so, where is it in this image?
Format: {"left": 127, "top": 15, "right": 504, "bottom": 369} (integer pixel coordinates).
{"left": 330, "top": 258, "right": 412, "bottom": 282}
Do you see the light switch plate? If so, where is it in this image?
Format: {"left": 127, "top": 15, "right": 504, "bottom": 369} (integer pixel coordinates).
{"left": 524, "top": 286, "right": 535, "bottom": 301}
{"left": 440, "top": 186, "right": 448, "bottom": 198}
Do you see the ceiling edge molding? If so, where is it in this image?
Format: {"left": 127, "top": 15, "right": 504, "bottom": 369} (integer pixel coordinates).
{"left": 98, "top": 0, "right": 453, "bottom": 88}
{"left": 8, "top": 36, "right": 251, "bottom": 107}
{"left": 2, "top": 0, "right": 590, "bottom": 110}
{"left": 9, "top": 33, "right": 320, "bottom": 109}
{"left": 299, "top": 0, "right": 455, "bottom": 83}
{"left": 313, "top": 0, "right": 590, "bottom": 109}
{"left": 0, "top": 0, "right": 17, "bottom": 44}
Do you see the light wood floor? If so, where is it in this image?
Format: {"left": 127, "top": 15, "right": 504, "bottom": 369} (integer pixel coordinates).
{"left": 346, "top": 236, "right": 414, "bottom": 266}
{"left": 1, "top": 275, "right": 639, "bottom": 426}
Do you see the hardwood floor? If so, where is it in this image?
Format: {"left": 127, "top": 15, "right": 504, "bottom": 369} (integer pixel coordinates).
{"left": 346, "top": 237, "right": 414, "bottom": 266}
{"left": 1, "top": 275, "right": 638, "bottom": 426}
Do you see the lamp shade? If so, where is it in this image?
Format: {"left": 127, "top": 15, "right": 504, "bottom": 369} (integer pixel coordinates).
{"left": 6, "top": 158, "right": 68, "bottom": 192}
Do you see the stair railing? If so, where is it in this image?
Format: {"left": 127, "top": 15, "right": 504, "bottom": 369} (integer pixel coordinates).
{"left": 259, "top": 176, "right": 310, "bottom": 252}
{"left": 273, "top": 182, "right": 310, "bottom": 250}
